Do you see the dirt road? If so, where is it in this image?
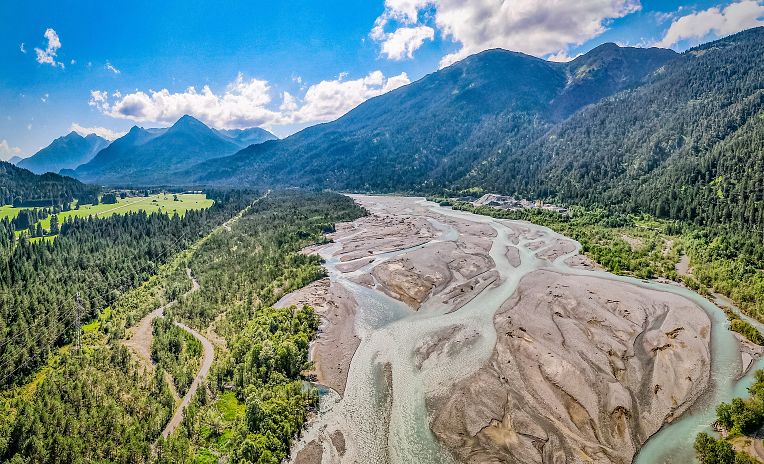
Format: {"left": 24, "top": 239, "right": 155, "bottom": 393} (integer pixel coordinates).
{"left": 160, "top": 320, "right": 215, "bottom": 438}
{"left": 123, "top": 268, "right": 213, "bottom": 440}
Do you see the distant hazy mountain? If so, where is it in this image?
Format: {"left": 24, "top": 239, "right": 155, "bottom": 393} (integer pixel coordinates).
{"left": 73, "top": 115, "right": 274, "bottom": 185}
{"left": 215, "top": 127, "right": 277, "bottom": 148}
{"left": 179, "top": 27, "right": 764, "bottom": 230}
{"left": 18, "top": 132, "right": 109, "bottom": 174}
{"left": 6, "top": 156, "right": 23, "bottom": 165}
{"left": 0, "top": 161, "right": 99, "bottom": 206}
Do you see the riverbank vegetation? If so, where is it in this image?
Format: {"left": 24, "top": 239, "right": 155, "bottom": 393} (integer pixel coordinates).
{"left": 694, "top": 370, "right": 764, "bottom": 463}
{"left": 725, "top": 309, "right": 764, "bottom": 346}
{"left": 694, "top": 432, "right": 760, "bottom": 463}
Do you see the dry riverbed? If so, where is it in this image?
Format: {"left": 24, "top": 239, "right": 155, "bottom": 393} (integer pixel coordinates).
{"left": 284, "top": 196, "right": 715, "bottom": 464}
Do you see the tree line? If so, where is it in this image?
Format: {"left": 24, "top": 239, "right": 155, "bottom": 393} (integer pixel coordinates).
{"left": 0, "top": 161, "right": 100, "bottom": 208}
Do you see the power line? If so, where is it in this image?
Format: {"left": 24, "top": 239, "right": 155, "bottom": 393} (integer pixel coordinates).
{"left": 74, "top": 292, "right": 82, "bottom": 355}
{"left": 0, "top": 227, "right": 191, "bottom": 352}
{"left": 0, "top": 194, "right": 258, "bottom": 386}
{"left": 0, "top": 228, "right": 193, "bottom": 384}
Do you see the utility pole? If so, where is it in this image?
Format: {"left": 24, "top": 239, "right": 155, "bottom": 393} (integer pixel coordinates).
{"left": 75, "top": 292, "right": 83, "bottom": 354}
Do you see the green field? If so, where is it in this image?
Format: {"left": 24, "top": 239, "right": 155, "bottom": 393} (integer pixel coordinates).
{"left": 0, "top": 205, "right": 20, "bottom": 221}
{"left": 3, "top": 193, "right": 214, "bottom": 233}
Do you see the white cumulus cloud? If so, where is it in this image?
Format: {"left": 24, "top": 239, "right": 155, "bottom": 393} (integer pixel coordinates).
{"left": 291, "top": 71, "right": 410, "bottom": 123}
{"left": 377, "top": 26, "right": 436, "bottom": 60}
{"left": 69, "top": 123, "right": 126, "bottom": 141}
{"left": 34, "top": 28, "right": 64, "bottom": 68}
{"left": 19, "top": 43, "right": 26, "bottom": 54}
{"left": 657, "top": 1, "right": 764, "bottom": 48}
{"left": 279, "top": 91, "right": 298, "bottom": 112}
{"left": 371, "top": 0, "right": 641, "bottom": 67}
{"left": 0, "top": 140, "right": 23, "bottom": 161}
{"left": 89, "top": 70, "right": 410, "bottom": 130}
{"left": 89, "top": 90, "right": 110, "bottom": 109}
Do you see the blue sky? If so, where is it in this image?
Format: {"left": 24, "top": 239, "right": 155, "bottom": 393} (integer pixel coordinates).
{"left": 2, "top": 0, "right": 763, "bottom": 159}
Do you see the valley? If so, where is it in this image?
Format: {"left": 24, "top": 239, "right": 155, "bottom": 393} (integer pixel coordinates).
{"left": 4, "top": 11, "right": 764, "bottom": 463}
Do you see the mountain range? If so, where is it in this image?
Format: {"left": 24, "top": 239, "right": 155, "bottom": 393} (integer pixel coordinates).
{"left": 17, "top": 132, "right": 109, "bottom": 175}
{"left": 180, "top": 40, "right": 679, "bottom": 191}
{"left": 45, "top": 27, "right": 764, "bottom": 231}
{"left": 70, "top": 116, "right": 276, "bottom": 185}
{"left": 179, "top": 27, "right": 762, "bottom": 230}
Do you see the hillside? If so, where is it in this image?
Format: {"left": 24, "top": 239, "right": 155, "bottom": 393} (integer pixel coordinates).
{"left": 0, "top": 161, "right": 99, "bottom": 206}
{"left": 474, "top": 27, "right": 764, "bottom": 230}
{"left": 17, "top": 132, "right": 109, "bottom": 174}
{"left": 183, "top": 27, "right": 764, "bottom": 231}
{"left": 73, "top": 116, "right": 276, "bottom": 185}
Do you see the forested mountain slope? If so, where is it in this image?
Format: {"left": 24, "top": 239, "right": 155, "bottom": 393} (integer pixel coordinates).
{"left": 477, "top": 26, "right": 764, "bottom": 229}
{"left": 182, "top": 44, "right": 675, "bottom": 190}
{"left": 17, "top": 132, "right": 108, "bottom": 174}
{"left": 0, "top": 161, "right": 99, "bottom": 206}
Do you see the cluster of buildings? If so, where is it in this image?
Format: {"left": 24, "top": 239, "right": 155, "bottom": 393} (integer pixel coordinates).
{"left": 458, "top": 193, "right": 568, "bottom": 214}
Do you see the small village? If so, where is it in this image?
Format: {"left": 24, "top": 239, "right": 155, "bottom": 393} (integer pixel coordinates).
{"left": 455, "top": 193, "right": 568, "bottom": 214}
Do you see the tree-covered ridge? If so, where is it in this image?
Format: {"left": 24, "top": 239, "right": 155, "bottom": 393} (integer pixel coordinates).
{"left": 180, "top": 28, "right": 764, "bottom": 236}
{"left": 0, "top": 161, "right": 100, "bottom": 207}
{"left": 0, "top": 190, "right": 254, "bottom": 387}
{"left": 181, "top": 42, "right": 675, "bottom": 191}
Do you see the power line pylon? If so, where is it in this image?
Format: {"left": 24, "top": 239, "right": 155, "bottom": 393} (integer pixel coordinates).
{"left": 75, "top": 292, "right": 83, "bottom": 354}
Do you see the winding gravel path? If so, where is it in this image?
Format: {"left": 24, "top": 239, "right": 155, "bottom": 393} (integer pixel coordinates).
{"left": 160, "top": 320, "right": 214, "bottom": 438}
{"left": 123, "top": 268, "right": 213, "bottom": 440}
{"left": 132, "top": 193, "right": 269, "bottom": 441}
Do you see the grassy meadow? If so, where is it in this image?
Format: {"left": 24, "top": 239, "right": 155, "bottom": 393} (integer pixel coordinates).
{"left": 6, "top": 193, "right": 214, "bottom": 234}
